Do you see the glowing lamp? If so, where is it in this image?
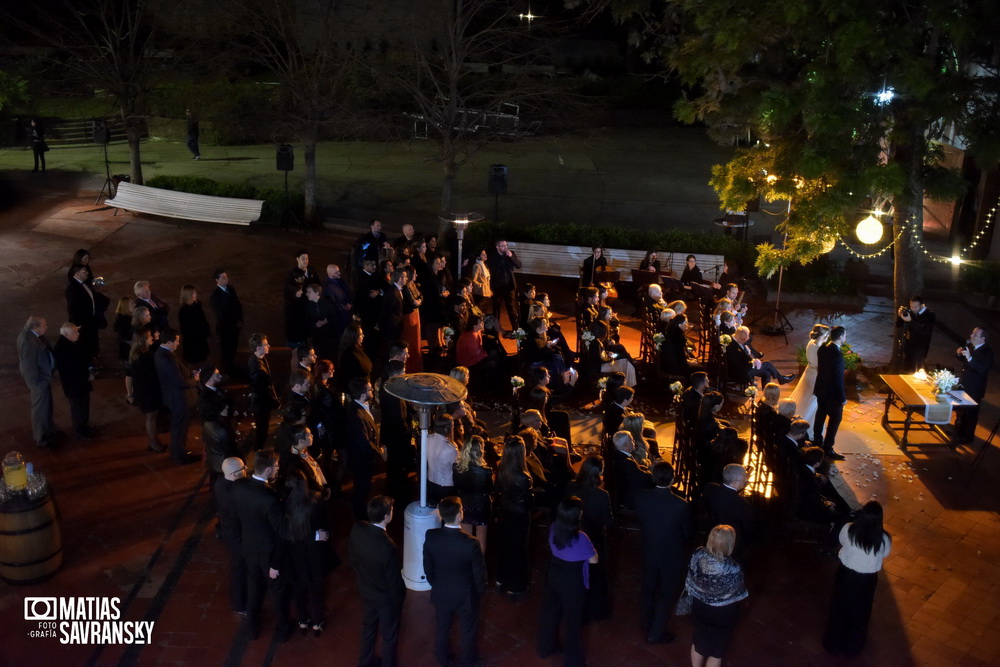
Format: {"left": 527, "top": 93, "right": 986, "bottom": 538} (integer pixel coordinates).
{"left": 856, "top": 215, "right": 884, "bottom": 244}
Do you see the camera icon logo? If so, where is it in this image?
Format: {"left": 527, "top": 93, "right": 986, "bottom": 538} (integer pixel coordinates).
{"left": 24, "top": 597, "right": 58, "bottom": 621}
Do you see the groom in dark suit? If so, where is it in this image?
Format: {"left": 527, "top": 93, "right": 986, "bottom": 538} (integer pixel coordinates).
{"left": 813, "top": 326, "right": 847, "bottom": 461}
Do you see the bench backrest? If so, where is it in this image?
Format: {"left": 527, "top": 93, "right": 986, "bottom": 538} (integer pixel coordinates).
{"left": 507, "top": 241, "right": 725, "bottom": 282}
{"left": 107, "top": 182, "right": 264, "bottom": 225}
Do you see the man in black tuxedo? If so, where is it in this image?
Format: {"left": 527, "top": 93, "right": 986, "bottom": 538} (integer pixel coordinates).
{"left": 612, "top": 431, "right": 653, "bottom": 510}
{"left": 379, "top": 268, "right": 406, "bottom": 355}
{"left": 346, "top": 377, "right": 383, "bottom": 519}
{"left": 53, "top": 323, "right": 93, "bottom": 441}
{"left": 65, "top": 264, "right": 99, "bottom": 360}
{"left": 703, "top": 464, "right": 754, "bottom": 560}
{"left": 379, "top": 360, "right": 413, "bottom": 499}
{"left": 349, "top": 495, "right": 406, "bottom": 667}
{"left": 155, "top": 328, "right": 200, "bottom": 465}
{"left": 133, "top": 280, "right": 170, "bottom": 333}
{"left": 813, "top": 326, "right": 847, "bottom": 461}
{"left": 794, "top": 447, "right": 853, "bottom": 526}
{"left": 486, "top": 239, "right": 522, "bottom": 328}
{"left": 209, "top": 269, "right": 243, "bottom": 375}
{"left": 634, "top": 462, "right": 692, "bottom": 645}
{"left": 215, "top": 457, "right": 247, "bottom": 614}
{"left": 355, "top": 259, "right": 383, "bottom": 359}
{"left": 354, "top": 218, "right": 392, "bottom": 270}
{"left": 248, "top": 333, "right": 280, "bottom": 450}
{"left": 304, "top": 283, "right": 339, "bottom": 361}
{"left": 896, "top": 296, "right": 935, "bottom": 373}
{"left": 680, "top": 371, "right": 709, "bottom": 429}
{"left": 232, "top": 450, "right": 293, "bottom": 641}
{"left": 726, "top": 326, "right": 794, "bottom": 385}
{"left": 955, "top": 327, "right": 993, "bottom": 444}
{"left": 283, "top": 368, "right": 313, "bottom": 421}
{"left": 602, "top": 385, "right": 634, "bottom": 444}
{"left": 423, "top": 497, "right": 487, "bottom": 667}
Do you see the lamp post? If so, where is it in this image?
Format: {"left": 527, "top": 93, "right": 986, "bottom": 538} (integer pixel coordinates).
{"left": 383, "top": 372, "right": 468, "bottom": 591}
{"left": 439, "top": 211, "right": 483, "bottom": 278}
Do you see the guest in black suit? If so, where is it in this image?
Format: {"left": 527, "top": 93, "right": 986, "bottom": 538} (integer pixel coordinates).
{"left": 346, "top": 377, "right": 383, "bottom": 519}
{"left": 602, "top": 385, "right": 633, "bottom": 445}
{"left": 349, "top": 495, "right": 406, "bottom": 667}
{"left": 423, "top": 497, "right": 487, "bottom": 667}
{"left": 215, "top": 457, "right": 248, "bottom": 614}
{"left": 284, "top": 474, "right": 334, "bottom": 637}
{"left": 611, "top": 431, "right": 653, "bottom": 510}
{"left": 581, "top": 246, "right": 608, "bottom": 287}
{"left": 896, "top": 296, "right": 935, "bottom": 373}
{"left": 496, "top": 436, "right": 534, "bottom": 596}
{"left": 209, "top": 269, "right": 243, "bottom": 375}
{"left": 284, "top": 250, "right": 318, "bottom": 349}
{"left": 814, "top": 326, "right": 847, "bottom": 460}
{"left": 725, "top": 327, "right": 793, "bottom": 385}
{"left": 379, "top": 268, "right": 406, "bottom": 353}
{"left": 355, "top": 219, "right": 392, "bottom": 269}
{"left": 303, "top": 283, "right": 339, "bottom": 361}
{"left": 66, "top": 264, "right": 100, "bottom": 359}
{"left": 795, "top": 447, "right": 853, "bottom": 527}
{"left": 154, "top": 329, "right": 200, "bottom": 465}
{"left": 53, "top": 322, "right": 93, "bottom": 440}
{"left": 232, "top": 450, "right": 294, "bottom": 641}
{"left": 681, "top": 372, "right": 709, "bottom": 430}
{"left": 703, "top": 464, "right": 754, "bottom": 561}
{"left": 955, "top": 327, "right": 993, "bottom": 444}
{"left": 486, "top": 239, "right": 522, "bottom": 328}
{"left": 661, "top": 314, "right": 705, "bottom": 375}
{"left": 379, "top": 360, "right": 414, "bottom": 498}
{"left": 634, "top": 461, "right": 693, "bottom": 645}
{"left": 248, "top": 334, "right": 280, "bottom": 450}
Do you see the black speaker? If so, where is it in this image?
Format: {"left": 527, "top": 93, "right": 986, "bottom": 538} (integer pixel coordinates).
{"left": 92, "top": 120, "right": 110, "bottom": 145}
{"left": 488, "top": 164, "right": 508, "bottom": 194}
{"left": 276, "top": 144, "right": 294, "bottom": 172}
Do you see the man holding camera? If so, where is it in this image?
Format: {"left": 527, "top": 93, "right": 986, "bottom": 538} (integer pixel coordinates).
{"left": 955, "top": 327, "right": 992, "bottom": 445}
{"left": 897, "top": 296, "right": 935, "bottom": 373}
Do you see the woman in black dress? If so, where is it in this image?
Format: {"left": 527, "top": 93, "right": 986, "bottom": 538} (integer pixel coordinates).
{"left": 178, "top": 284, "right": 210, "bottom": 365}
{"left": 113, "top": 297, "right": 135, "bottom": 404}
{"left": 496, "top": 435, "right": 533, "bottom": 596}
{"left": 129, "top": 329, "right": 164, "bottom": 453}
{"left": 564, "top": 456, "right": 614, "bottom": 622}
{"left": 453, "top": 435, "right": 494, "bottom": 553}
{"left": 639, "top": 250, "right": 661, "bottom": 273}
{"left": 284, "top": 475, "right": 334, "bottom": 637}
{"left": 334, "top": 323, "right": 372, "bottom": 395}
{"left": 686, "top": 525, "right": 748, "bottom": 667}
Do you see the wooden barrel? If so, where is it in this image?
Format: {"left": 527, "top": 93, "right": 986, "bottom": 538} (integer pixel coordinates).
{"left": 0, "top": 492, "right": 63, "bottom": 585}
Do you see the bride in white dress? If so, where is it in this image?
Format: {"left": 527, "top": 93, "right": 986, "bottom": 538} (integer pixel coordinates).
{"left": 788, "top": 324, "right": 831, "bottom": 428}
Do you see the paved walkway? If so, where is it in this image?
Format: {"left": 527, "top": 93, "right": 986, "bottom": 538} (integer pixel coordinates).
{"left": 0, "top": 173, "right": 998, "bottom": 666}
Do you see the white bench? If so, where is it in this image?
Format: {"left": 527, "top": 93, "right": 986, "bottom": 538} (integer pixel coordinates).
{"left": 105, "top": 182, "right": 264, "bottom": 226}
{"left": 507, "top": 242, "right": 725, "bottom": 282}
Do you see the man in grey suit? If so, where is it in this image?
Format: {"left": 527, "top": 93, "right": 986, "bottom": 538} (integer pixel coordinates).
{"left": 155, "top": 328, "right": 200, "bottom": 465}
{"left": 17, "top": 315, "right": 61, "bottom": 449}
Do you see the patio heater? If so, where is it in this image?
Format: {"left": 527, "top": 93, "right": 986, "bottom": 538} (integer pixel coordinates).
{"left": 383, "top": 372, "right": 468, "bottom": 591}
{"left": 439, "top": 212, "right": 484, "bottom": 279}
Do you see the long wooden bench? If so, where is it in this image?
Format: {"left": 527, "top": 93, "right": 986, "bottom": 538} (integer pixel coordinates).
{"left": 507, "top": 241, "right": 725, "bottom": 282}
{"left": 105, "top": 182, "right": 264, "bottom": 226}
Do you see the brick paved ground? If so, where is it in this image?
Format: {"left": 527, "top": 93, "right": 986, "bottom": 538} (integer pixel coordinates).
{"left": 0, "top": 172, "right": 998, "bottom": 667}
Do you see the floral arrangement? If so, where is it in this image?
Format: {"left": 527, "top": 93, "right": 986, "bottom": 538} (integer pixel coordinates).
{"left": 670, "top": 381, "right": 683, "bottom": 395}
{"left": 580, "top": 330, "right": 595, "bottom": 348}
{"left": 719, "top": 334, "right": 733, "bottom": 347}
{"left": 442, "top": 327, "right": 455, "bottom": 344}
{"left": 511, "top": 328, "right": 527, "bottom": 341}
{"left": 929, "top": 369, "right": 960, "bottom": 394}
{"left": 510, "top": 376, "right": 525, "bottom": 389}
{"left": 745, "top": 386, "right": 758, "bottom": 398}
{"left": 653, "top": 333, "right": 665, "bottom": 350}
{"left": 597, "top": 377, "right": 608, "bottom": 390}
{"left": 841, "top": 343, "right": 863, "bottom": 372}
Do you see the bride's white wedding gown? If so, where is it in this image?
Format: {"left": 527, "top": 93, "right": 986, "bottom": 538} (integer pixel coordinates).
{"left": 788, "top": 339, "right": 819, "bottom": 426}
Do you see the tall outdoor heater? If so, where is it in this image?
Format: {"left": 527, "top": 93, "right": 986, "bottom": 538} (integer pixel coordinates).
{"left": 439, "top": 212, "right": 483, "bottom": 279}
{"left": 383, "top": 372, "right": 468, "bottom": 590}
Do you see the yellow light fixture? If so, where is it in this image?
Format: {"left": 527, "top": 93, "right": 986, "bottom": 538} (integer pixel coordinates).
{"left": 820, "top": 236, "right": 836, "bottom": 253}
{"left": 950, "top": 255, "right": 962, "bottom": 265}
{"left": 856, "top": 215, "right": 884, "bottom": 244}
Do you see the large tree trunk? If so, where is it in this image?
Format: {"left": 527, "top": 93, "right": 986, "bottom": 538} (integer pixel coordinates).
{"left": 124, "top": 115, "right": 144, "bottom": 185}
{"left": 303, "top": 133, "right": 317, "bottom": 223}
{"left": 890, "top": 120, "right": 926, "bottom": 371}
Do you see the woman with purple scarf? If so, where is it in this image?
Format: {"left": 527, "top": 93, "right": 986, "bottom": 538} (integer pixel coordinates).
{"left": 537, "top": 496, "right": 599, "bottom": 666}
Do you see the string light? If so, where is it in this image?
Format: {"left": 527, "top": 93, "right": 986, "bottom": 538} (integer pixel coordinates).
{"left": 837, "top": 225, "right": 905, "bottom": 259}
{"left": 960, "top": 203, "right": 997, "bottom": 255}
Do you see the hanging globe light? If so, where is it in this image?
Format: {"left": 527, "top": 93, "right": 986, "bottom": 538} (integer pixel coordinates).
{"left": 856, "top": 215, "right": 884, "bottom": 244}
{"left": 820, "top": 235, "right": 837, "bottom": 254}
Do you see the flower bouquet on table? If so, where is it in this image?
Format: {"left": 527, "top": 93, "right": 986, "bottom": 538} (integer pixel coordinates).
{"left": 929, "top": 369, "right": 960, "bottom": 396}
{"left": 653, "top": 333, "right": 665, "bottom": 350}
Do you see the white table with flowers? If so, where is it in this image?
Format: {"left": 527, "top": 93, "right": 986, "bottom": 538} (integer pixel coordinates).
{"left": 880, "top": 370, "right": 977, "bottom": 450}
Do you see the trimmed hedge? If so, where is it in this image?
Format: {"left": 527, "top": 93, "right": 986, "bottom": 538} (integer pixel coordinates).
{"left": 464, "top": 221, "right": 757, "bottom": 270}
{"left": 144, "top": 175, "right": 304, "bottom": 224}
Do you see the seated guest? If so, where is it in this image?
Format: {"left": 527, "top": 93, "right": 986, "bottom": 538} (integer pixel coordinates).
{"left": 521, "top": 408, "right": 572, "bottom": 456}
{"left": 592, "top": 321, "right": 638, "bottom": 387}
{"left": 657, "top": 307, "right": 676, "bottom": 335}
{"left": 661, "top": 313, "right": 705, "bottom": 375}
{"left": 623, "top": 412, "right": 660, "bottom": 465}
{"left": 795, "top": 446, "right": 853, "bottom": 526}
{"left": 455, "top": 315, "right": 500, "bottom": 387}
{"left": 718, "top": 310, "right": 737, "bottom": 336}
{"left": 754, "top": 382, "right": 781, "bottom": 423}
{"left": 645, "top": 284, "right": 668, "bottom": 318}
{"left": 577, "top": 287, "right": 600, "bottom": 331}
{"left": 726, "top": 326, "right": 794, "bottom": 386}
{"left": 703, "top": 464, "right": 755, "bottom": 561}
{"left": 771, "top": 398, "right": 798, "bottom": 443}
{"left": 603, "top": 385, "right": 634, "bottom": 444}
{"left": 612, "top": 431, "right": 653, "bottom": 509}
{"left": 518, "top": 283, "right": 537, "bottom": 332}
{"left": 681, "top": 372, "right": 710, "bottom": 430}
